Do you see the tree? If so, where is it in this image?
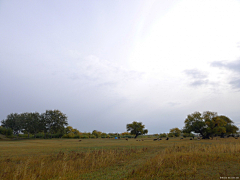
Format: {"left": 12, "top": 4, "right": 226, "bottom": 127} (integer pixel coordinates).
{"left": 183, "top": 111, "right": 239, "bottom": 139}
{"left": 21, "top": 112, "right": 41, "bottom": 138}
{"left": 126, "top": 121, "right": 148, "bottom": 138}
{"left": 218, "top": 115, "right": 239, "bottom": 138}
{"left": 92, "top": 130, "right": 102, "bottom": 138}
{"left": 1, "top": 113, "right": 22, "bottom": 136}
{"left": 203, "top": 111, "right": 226, "bottom": 139}
{"left": 169, "top": 128, "right": 181, "bottom": 137}
{"left": 39, "top": 113, "right": 48, "bottom": 139}
{"left": 159, "top": 133, "right": 167, "bottom": 138}
{"left": 41, "top": 110, "right": 68, "bottom": 138}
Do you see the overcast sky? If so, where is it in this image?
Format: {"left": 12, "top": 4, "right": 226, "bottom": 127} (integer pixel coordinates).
{"left": 1, "top": 0, "right": 240, "bottom": 134}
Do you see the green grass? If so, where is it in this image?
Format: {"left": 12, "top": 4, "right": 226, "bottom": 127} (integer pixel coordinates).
{"left": 0, "top": 137, "right": 239, "bottom": 179}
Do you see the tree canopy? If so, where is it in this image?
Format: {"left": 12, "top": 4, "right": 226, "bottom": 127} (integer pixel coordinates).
{"left": 169, "top": 128, "right": 181, "bottom": 137}
{"left": 126, "top": 121, "right": 148, "bottom": 138}
{"left": 182, "top": 111, "right": 239, "bottom": 139}
{"left": 1, "top": 110, "right": 68, "bottom": 138}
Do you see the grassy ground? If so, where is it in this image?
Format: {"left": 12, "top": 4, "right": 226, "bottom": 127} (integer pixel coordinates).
{"left": 0, "top": 137, "right": 239, "bottom": 179}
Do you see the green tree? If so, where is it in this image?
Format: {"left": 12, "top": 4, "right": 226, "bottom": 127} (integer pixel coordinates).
{"left": 204, "top": 111, "right": 226, "bottom": 139}
{"left": 159, "top": 133, "right": 167, "bottom": 138}
{"left": 169, "top": 128, "right": 181, "bottom": 137}
{"left": 183, "top": 111, "right": 209, "bottom": 139}
{"left": 41, "top": 110, "right": 68, "bottom": 138}
{"left": 183, "top": 111, "right": 239, "bottom": 139}
{"left": 65, "top": 126, "right": 74, "bottom": 134}
{"left": 1, "top": 113, "right": 22, "bottom": 136}
{"left": 39, "top": 113, "right": 48, "bottom": 139}
{"left": 0, "top": 126, "right": 13, "bottom": 136}
{"left": 21, "top": 112, "right": 41, "bottom": 138}
{"left": 92, "top": 130, "right": 102, "bottom": 138}
{"left": 218, "top": 115, "right": 239, "bottom": 137}
{"left": 101, "top": 133, "right": 107, "bottom": 138}
{"left": 126, "top": 121, "right": 148, "bottom": 138}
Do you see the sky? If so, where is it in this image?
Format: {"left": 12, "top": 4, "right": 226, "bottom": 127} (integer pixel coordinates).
{"left": 1, "top": 0, "right": 240, "bottom": 134}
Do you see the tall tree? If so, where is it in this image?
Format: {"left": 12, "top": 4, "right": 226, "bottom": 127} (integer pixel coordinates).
{"left": 1, "top": 113, "right": 22, "bottom": 136}
{"left": 43, "top": 110, "right": 68, "bottom": 138}
{"left": 126, "top": 121, "right": 148, "bottom": 138}
{"left": 183, "top": 111, "right": 239, "bottom": 139}
{"left": 203, "top": 111, "right": 226, "bottom": 139}
{"left": 28, "top": 112, "right": 41, "bottom": 138}
{"left": 182, "top": 111, "right": 208, "bottom": 138}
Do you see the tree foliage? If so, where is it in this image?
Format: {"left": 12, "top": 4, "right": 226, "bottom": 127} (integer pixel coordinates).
{"left": 1, "top": 110, "right": 68, "bottom": 138}
{"left": 126, "top": 121, "right": 148, "bottom": 138}
{"left": 92, "top": 130, "right": 102, "bottom": 138}
{"left": 169, "top": 128, "right": 181, "bottom": 137}
{"left": 183, "top": 111, "right": 239, "bottom": 139}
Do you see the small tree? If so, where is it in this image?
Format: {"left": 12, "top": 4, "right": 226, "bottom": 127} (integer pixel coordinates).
{"left": 92, "top": 130, "right": 102, "bottom": 138}
{"left": 169, "top": 128, "right": 181, "bottom": 137}
{"left": 159, "top": 133, "right": 167, "bottom": 138}
{"left": 126, "top": 121, "right": 148, "bottom": 138}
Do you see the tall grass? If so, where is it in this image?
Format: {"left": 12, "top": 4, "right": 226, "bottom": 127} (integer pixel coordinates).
{"left": 0, "top": 147, "right": 148, "bottom": 180}
{"left": 125, "top": 139, "right": 240, "bottom": 180}
{"left": 0, "top": 138, "right": 239, "bottom": 179}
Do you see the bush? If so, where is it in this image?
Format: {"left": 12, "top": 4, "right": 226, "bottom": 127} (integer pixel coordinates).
{"left": 0, "top": 127, "right": 13, "bottom": 136}
{"left": 80, "top": 135, "right": 89, "bottom": 139}
{"left": 74, "top": 135, "right": 80, "bottom": 139}
{"left": 90, "top": 135, "right": 96, "bottom": 138}
{"left": 62, "top": 132, "right": 75, "bottom": 138}
{"left": 159, "top": 133, "right": 167, "bottom": 138}
{"left": 35, "top": 133, "right": 44, "bottom": 138}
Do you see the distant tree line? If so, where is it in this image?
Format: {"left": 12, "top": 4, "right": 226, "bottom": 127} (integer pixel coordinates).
{"left": 2, "top": 110, "right": 238, "bottom": 140}
{"left": 62, "top": 128, "right": 135, "bottom": 139}
{"left": 0, "top": 110, "right": 137, "bottom": 139}
{"left": 1, "top": 110, "right": 68, "bottom": 138}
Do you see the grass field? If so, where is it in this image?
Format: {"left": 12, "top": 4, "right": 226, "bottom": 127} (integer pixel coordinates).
{"left": 0, "top": 137, "right": 240, "bottom": 180}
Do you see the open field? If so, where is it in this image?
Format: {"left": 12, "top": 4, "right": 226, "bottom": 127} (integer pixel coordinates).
{"left": 0, "top": 137, "right": 240, "bottom": 180}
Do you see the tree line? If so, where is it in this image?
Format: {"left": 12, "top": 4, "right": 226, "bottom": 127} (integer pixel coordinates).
{"left": 1, "top": 110, "right": 239, "bottom": 139}
{"left": 125, "top": 111, "right": 239, "bottom": 139}
{"left": 1, "top": 110, "right": 68, "bottom": 138}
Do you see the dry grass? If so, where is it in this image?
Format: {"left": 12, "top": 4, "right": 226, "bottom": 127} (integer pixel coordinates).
{"left": 1, "top": 148, "right": 149, "bottom": 180}
{"left": 0, "top": 138, "right": 239, "bottom": 180}
{"left": 125, "top": 138, "right": 240, "bottom": 180}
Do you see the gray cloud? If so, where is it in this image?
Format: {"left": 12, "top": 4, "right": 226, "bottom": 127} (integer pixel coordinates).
{"left": 211, "top": 58, "right": 240, "bottom": 89}
{"left": 66, "top": 55, "right": 145, "bottom": 88}
{"left": 211, "top": 59, "right": 240, "bottom": 73}
{"left": 184, "top": 69, "right": 209, "bottom": 86}
{"left": 168, "top": 102, "right": 181, "bottom": 107}
{"left": 230, "top": 78, "right": 240, "bottom": 89}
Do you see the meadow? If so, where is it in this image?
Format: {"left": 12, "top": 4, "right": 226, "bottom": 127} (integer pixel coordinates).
{"left": 0, "top": 137, "right": 239, "bottom": 180}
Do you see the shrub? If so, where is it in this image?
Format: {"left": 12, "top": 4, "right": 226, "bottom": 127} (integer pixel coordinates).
{"left": 90, "top": 135, "right": 96, "bottom": 139}
{"left": 159, "top": 133, "right": 167, "bottom": 138}
{"left": 35, "top": 133, "right": 44, "bottom": 138}
{"left": 0, "top": 127, "right": 13, "bottom": 136}
{"left": 74, "top": 135, "right": 80, "bottom": 139}
{"left": 80, "top": 135, "right": 89, "bottom": 139}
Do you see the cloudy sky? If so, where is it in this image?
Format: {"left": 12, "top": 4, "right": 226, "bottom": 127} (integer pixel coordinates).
{"left": 1, "top": 0, "right": 240, "bottom": 134}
